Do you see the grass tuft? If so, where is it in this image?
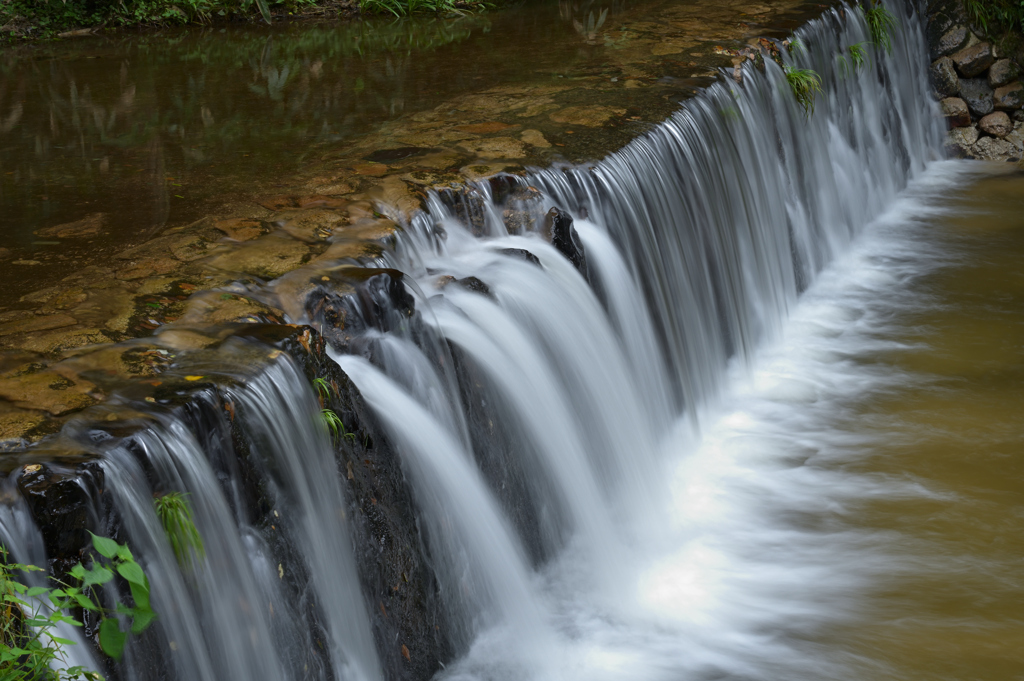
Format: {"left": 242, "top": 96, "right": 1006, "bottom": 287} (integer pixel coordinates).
{"left": 154, "top": 492, "right": 205, "bottom": 571}
{"left": 784, "top": 66, "right": 822, "bottom": 115}
{"left": 863, "top": 2, "right": 897, "bottom": 54}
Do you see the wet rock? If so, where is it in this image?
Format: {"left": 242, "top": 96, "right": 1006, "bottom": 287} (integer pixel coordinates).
{"left": 520, "top": 129, "right": 552, "bottom": 148}
{"left": 951, "top": 42, "right": 994, "bottom": 78}
{"left": 0, "top": 365, "right": 96, "bottom": 416}
{"left": 214, "top": 218, "right": 268, "bottom": 242}
{"left": 930, "top": 57, "right": 960, "bottom": 98}
{"left": 452, "top": 277, "right": 491, "bottom": 297}
{"left": 989, "top": 59, "right": 1021, "bottom": 88}
{"left": 257, "top": 195, "right": 348, "bottom": 211}
{"left": 34, "top": 213, "right": 106, "bottom": 239}
{"left": 549, "top": 106, "right": 627, "bottom": 128}
{"left": 940, "top": 97, "right": 972, "bottom": 127}
{"left": 205, "top": 235, "right": 311, "bottom": 280}
{"left": 177, "top": 292, "right": 285, "bottom": 326}
{"left": 979, "top": 111, "right": 1013, "bottom": 138}
{"left": 306, "top": 268, "right": 415, "bottom": 352}
{"left": 436, "top": 185, "right": 488, "bottom": 236}
{"left": 933, "top": 25, "right": 970, "bottom": 59}
{"left": 944, "top": 124, "right": 980, "bottom": 157}
{"left": 365, "top": 147, "right": 439, "bottom": 164}
{"left": 972, "top": 135, "right": 1016, "bottom": 160}
{"left": 453, "top": 122, "right": 517, "bottom": 134}
{"left": 17, "top": 462, "right": 106, "bottom": 576}
{"left": 457, "top": 137, "right": 528, "bottom": 160}
{"left": 498, "top": 248, "right": 542, "bottom": 266}
{"left": 994, "top": 82, "right": 1024, "bottom": 111}
{"left": 1016, "top": 110, "right": 1024, "bottom": 123}
{"left": 500, "top": 184, "right": 544, "bottom": 236}
{"left": 0, "top": 314, "right": 78, "bottom": 338}
{"left": 116, "top": 257, "right": 180, "bottom": 280}
{"left": 959, "top": 79, "right": 994, "bottom": 117}
{"left": 0, "top": 405, "right": 48, "bottom": 449}
{"left": 545, "top": 208, "right": 588, "bottom": 275}
{"left": 0, "top": 248, "right": 11, "bottom": 261}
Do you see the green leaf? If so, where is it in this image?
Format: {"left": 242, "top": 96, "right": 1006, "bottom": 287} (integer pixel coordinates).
{"left": 116, "top": 561, "right": 147, "bottom": 588}
{"left": 128, "top": 581, "right": 150, "bottom": 611}
{"left": 25, "top": 586, "right": 49, "bottom": 597}
{"left": 51, "top": 636, "right": 77, "bottom": 645}
{"left": 69, "top": 564, "right": 87, "bottom": 580}
{"left": 75, "top": 593, "right": 99, "bottom": 611}
{"left": 90, "top": 533, "right": 120, "bottom": 559}
{"left": 99, "top": 619, "right": 127, "bottom": 660}
{"left": 116, "top": 544, "right": 134, "bottom": 562}
{"left": 130, "top": 607, "right": 157, "bottom": 635}
{"left": 83, "top": 564, "right": 115, "bottom": 588}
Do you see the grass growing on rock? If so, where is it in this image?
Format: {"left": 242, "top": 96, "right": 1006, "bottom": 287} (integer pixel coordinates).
{"left": 784, "top": 66, "right": 822, "bottom": 115}
{"left": 154, "top": 492, "right": 205, "bottom": 570}
{"left": 863, "top": 2, "right": 897, "bottom": 53}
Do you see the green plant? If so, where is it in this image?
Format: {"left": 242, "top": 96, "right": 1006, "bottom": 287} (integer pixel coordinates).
{"left": 838, "top": 42, "right": 869, "bottom": 76}
{"left": 965, "top": 0, "right": 1024, "bottom": 36}
{"left": 784, "top": 66, "right": 822, "bottom": 115}
{"left": 1, "top": 533, "right": 157, "bottom": 679}
{"left": 153, "top": 492, "right": 205, "bottom": 571}
{"left": 863, "top": 2, "right": 898, "bottom": 53}
{"left": 358, "top": 0, "right": 491, "bottom": 17}
{"left": 312, "top": 377, "right": 335, "bottom": 404}
{"left": 320, "top": 409, "right": 356, "bottom": 443}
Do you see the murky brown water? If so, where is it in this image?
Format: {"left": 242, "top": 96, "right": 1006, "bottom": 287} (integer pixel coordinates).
{"left": 820, "top": 168, "right": 1024, "bottom": 679}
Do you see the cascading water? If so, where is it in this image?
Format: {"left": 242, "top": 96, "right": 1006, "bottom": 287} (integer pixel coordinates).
{"left": 2, "top": 1, "right": 949, "bottom": 679}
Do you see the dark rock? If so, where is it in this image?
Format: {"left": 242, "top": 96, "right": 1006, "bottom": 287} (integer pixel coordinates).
{"left": 980, "top": 111, "right": 1013, "bottom": 138}
{"left": 305, "top": 268, "right": 415, "bottom": 352}
{"left": 1015, "top": 110, "right": 1024, "bottom": 123}
{"left": 930, "top": 57, "right": 960, "bottom": 98}
{"left": 436, "top": 185, "right": 487, "bottom": 236}
{"left": 498, "top": 248, "right": 542, "bottom": 267}
{"left": 989, "top": 59, "right": 1021, "bottom": 88}
{"left": 925, "top": 11, "right": 954, "bottom": 59}
{"left": 16, "top": 461, "right": 107, "bottom": 577}
{"left": 545, "top": 208, "right": 588, "bottom": 276}
{"left": 934, "top": 25, "right": 970, "bottom": 59}
{"left": 994, "top": 82, "right": 1024, "bottom": 111}
{"left": 951, "top": 42, "right": 995, "bottom": 78}
{"left": 364, "top": 147, "right": 438, "bottom": 163}
{"left": 501, "top": 185, "right": 544, "bottom": 236}
{"left": 959, "top": 79, "right": 995, "bottom": 117}
{"left": 940, "top": 97, "right": 972, "bottom": 127}
{"left": 454, "top": 276, "right": 492, "bottom": 297}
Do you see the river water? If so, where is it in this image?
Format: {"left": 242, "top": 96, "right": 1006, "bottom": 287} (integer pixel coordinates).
{"left": 3, "top": 0, "right": 1024, "bottom": 680}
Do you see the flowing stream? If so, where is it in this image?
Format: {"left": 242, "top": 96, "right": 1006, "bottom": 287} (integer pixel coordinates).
{"left": 6, "top": 1, "right": 1024, "bottom": 679}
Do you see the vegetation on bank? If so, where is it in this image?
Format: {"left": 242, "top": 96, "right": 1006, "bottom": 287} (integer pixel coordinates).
{"left": 965, "top": 0, "right": 1024, "bottom": 61}
{"left": 0, "top": 0, "right": 498, "bottom": 42}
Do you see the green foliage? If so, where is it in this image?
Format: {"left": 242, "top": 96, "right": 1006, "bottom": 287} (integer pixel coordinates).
{"left": 784, "top": 66, "right": 822, "bottom": 115}
{"left": 320, "top": 408, "right": 356, "bottom": 443}
{"left": 965, "top": 0, "right": 1024, "bottom": 34}
{"left": 358, "top": 0, "right": 493, "bottom": 17}
{"left": 312, "top": 378, "right": 335, "bottom": 404}
{"left": 1, "top": 534, "right": 157, "bottom": 680}
{"left": 838, "top": 42, "right": 868, "bottom": 76}
{"left": 153, "top": 493, "right": 205, "bottom": 571}
{"left": 863, "top": 2, "right": 897, "bottom": 53}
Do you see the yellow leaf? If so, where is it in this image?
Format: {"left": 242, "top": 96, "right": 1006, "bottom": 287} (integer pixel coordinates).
{"left": 185, "top": 375, "right": 205, "bottom": 381}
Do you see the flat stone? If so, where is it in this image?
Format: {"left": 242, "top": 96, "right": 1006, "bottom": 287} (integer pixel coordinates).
{"left": 940, "top": 97, "right": 972, "bottom": 127}
{"left": 205, "top": 235, "right": 310, "bottom": 280}
{"left": 34, "top": 213, "right": 106, "bottom": 239}
{"left": 520, "top": 129, "right": 552, "bottom": 148}
{"left": 930, "top": 57, "right": 960, "bottom": 98}
{"left": 951, "top": 42, "right": 994, "bottom": 78}
{"left": 0, "top": 314, "right": 78, "bottom": 337}
{"left": 453, "top": 122, "right": 518, "bottom": 134}
{"left": 994, "top": 82, "right": 1024, "bottom": 111}
{"left": 549, "top": 106, "right": 627, "bottom": 127}
{"left": 971, "top": 135, "right": 1016, "bottom": 161}
{"left": 214, "top": 218, "right": 266, "bottom": 242}
{"left": 989, "top": 59, "right": 1021, "bottom": 88}
{"left": 457, "top": 137, "right": 529, "bottom": 159}
{"left": 979, "top": 111, "right": 1013, "bottom": 138}
{"left": 116, "top": 257, "right": 180, "bottom": 280}
{"left": 935, "top": 25, "right": 969, "bottom": 58}
{"left": 960, "top": 79, "right": 994, "bottom": 117}
{"left": 0, "top": 368, "right": 96, "bottom": 416}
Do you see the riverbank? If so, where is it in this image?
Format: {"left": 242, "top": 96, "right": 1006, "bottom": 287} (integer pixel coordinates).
{"left": 0, "top": 0, "right": 494, "bottom": 42}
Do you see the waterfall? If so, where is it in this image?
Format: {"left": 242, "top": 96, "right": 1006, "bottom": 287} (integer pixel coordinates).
{"left": 1, "top": 1, "right": 944, "bottom": 680}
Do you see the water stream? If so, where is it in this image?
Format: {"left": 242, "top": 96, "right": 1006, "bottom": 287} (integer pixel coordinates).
{"left": 5, "top": 0, "right": 1024, "bottom": 679}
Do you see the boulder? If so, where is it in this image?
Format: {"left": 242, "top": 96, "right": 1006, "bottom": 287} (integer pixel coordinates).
{"left": 979, "top": 111, "right": 1013, "bottom": 138}
{"left": 988, "top": 59, "right": 1021, "bottom": 88}
{"left": 940, "top": 97, "right": 972, "bottom": 127}
{"left": 498, "top": 248, "right": 542, "bottom": 266}
{"left": 951, "top": 42, "right": 994, "bottom": 78}
{"left": 545, "top": 208, "right": 588, "bottom": 276}
{"left": 959, "top": 79, "right": 994, "bottom": 117}
{"left": 934, "top": 25, "right": 970, "bottom": 59}
{"left": 971, "top": 135, "right": 1016, "bottom": 160}
{"left": 1015, "top": 110, "right": 1024, "bottom": 123}
{"left": 930, "top": 57, "right": 960, "bottom": 98}
{"left": 994, "top": 82, "right": 1024, "bottom": 111}
{"left": 944, "top": 125, "right": 979, "bottom": 157}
